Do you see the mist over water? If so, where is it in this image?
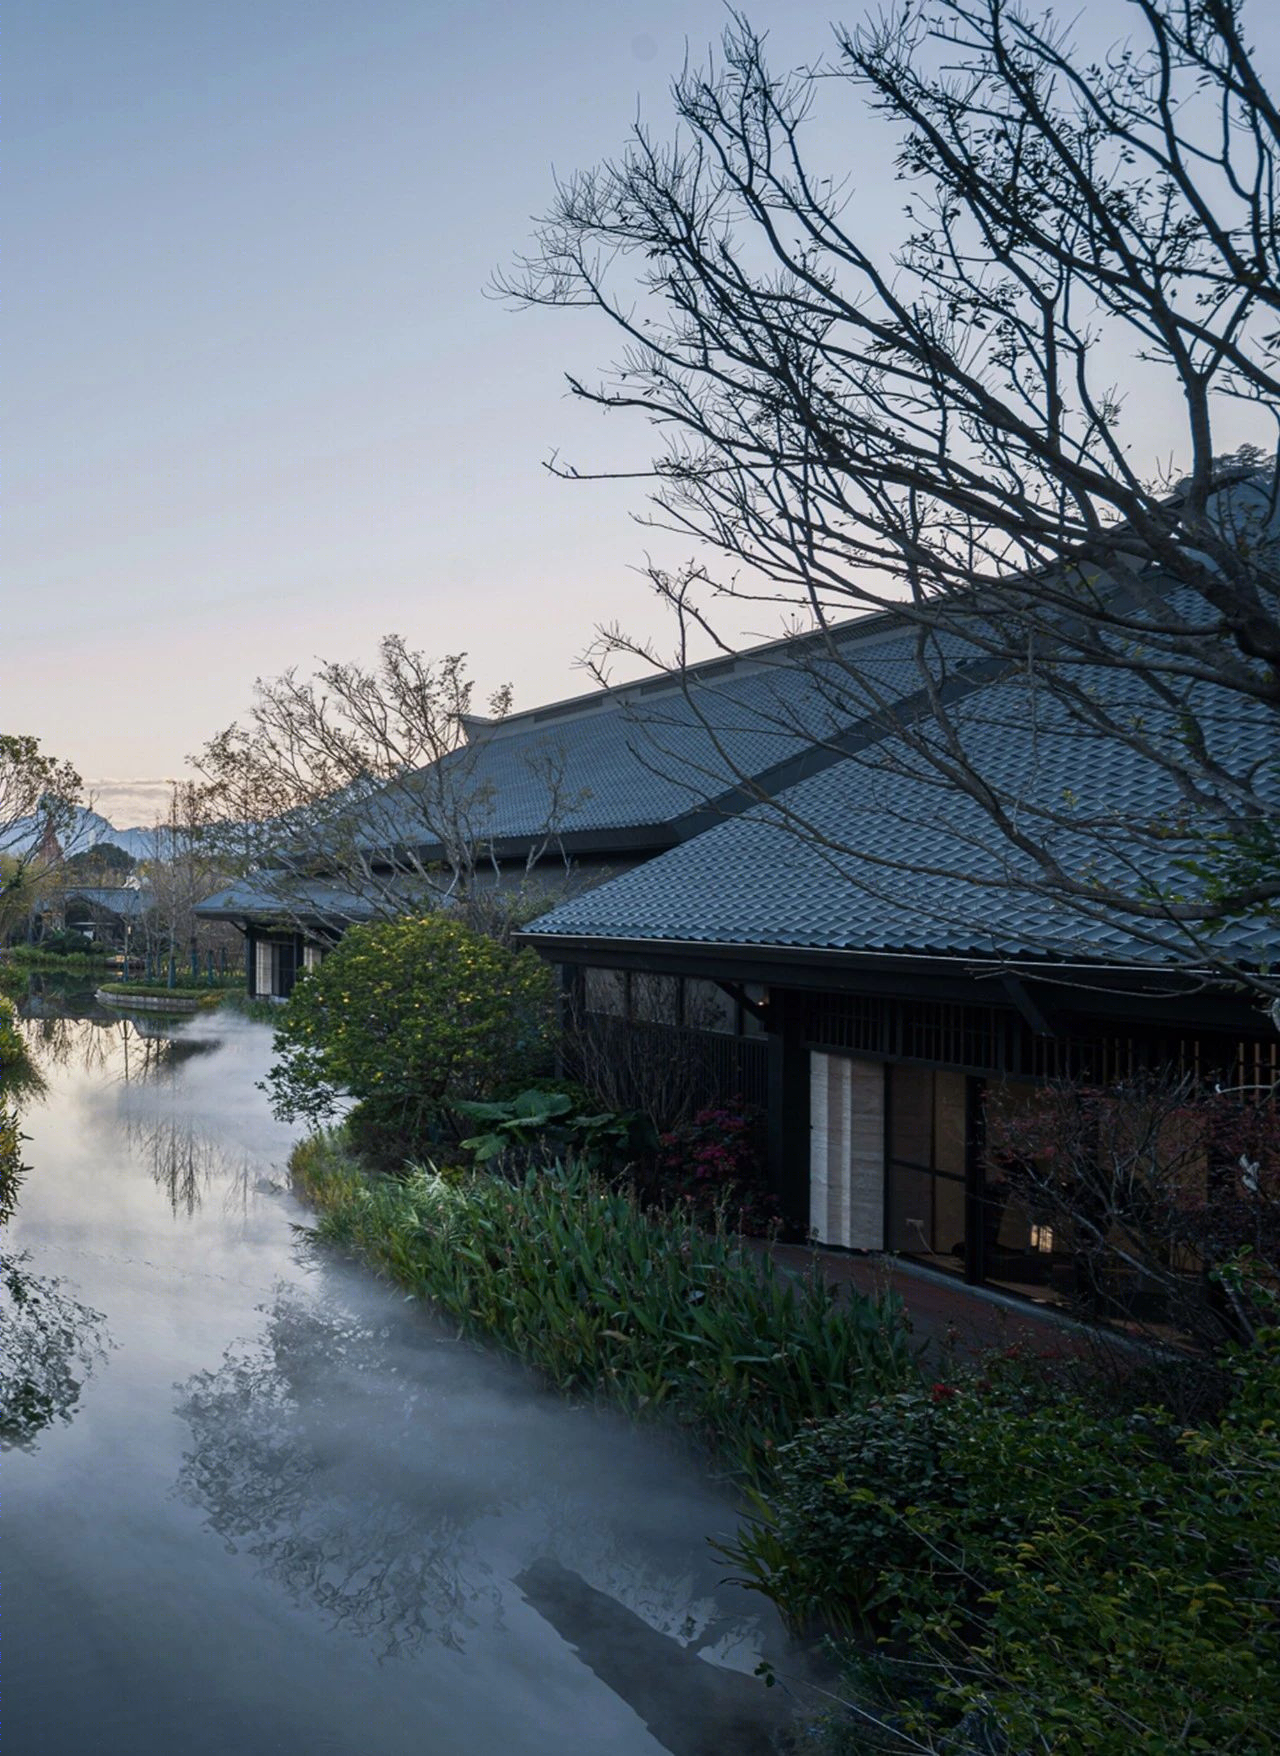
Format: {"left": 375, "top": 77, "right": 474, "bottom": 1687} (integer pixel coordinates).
{"left": 3, "top": 997, "right": 798, "bottom": 1755}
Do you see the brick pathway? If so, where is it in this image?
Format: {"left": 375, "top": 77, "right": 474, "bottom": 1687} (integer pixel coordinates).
{"left": 766, "top": 1242, "right": 1088, "bottom": 1359}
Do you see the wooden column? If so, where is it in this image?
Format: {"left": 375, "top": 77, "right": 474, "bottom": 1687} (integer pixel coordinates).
{"left": 556, "top": 962, "right": 584, "bottom": 1080}
{"left": 963, "top": 1075, "right": 988, "bottom": 1286}
{"left": 766, "top": 990, "right": 810, "bottom": 1234}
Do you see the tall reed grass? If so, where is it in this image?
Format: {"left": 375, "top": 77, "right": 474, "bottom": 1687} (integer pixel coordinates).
{"left": 291, "top": 1132, "right": 915, "bottom": 1484}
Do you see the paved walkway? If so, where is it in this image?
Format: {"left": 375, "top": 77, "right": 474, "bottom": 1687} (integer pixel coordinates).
{"left": 766, "top": 1242, "right": 1088, "bottom": 1359}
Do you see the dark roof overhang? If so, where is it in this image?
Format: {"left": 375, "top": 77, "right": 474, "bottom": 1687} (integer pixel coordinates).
{"left": 519, "top": 931, "right": 1267, "bottom": 1035}
{"left": 361, "top": 822, "right": 683, "bottom": 866}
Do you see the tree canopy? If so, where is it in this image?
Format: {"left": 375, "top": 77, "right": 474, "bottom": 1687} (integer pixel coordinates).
{"left": 503, "top": 0, "right": 1280, "bottom": 1003}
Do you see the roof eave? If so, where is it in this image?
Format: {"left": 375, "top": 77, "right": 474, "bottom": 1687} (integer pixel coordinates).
{"left": 516, "top": 927, "right": 1248, "bottom": 996}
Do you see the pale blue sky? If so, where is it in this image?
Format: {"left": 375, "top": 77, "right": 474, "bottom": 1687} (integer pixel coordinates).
{"left": 6, "top": 1, "right": 1273, "bottom": 824}
{"left": 12, "top": 0, "right": 887, "bottom": 822}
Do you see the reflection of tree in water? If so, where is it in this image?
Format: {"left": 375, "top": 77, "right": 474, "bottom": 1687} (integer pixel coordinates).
{"left": 175, "top": 1290, "right": 503, "bottom": 1656}
{"left": 124, "top": 1112, "right": 249, "bottom": 1217}
{"left": 1, "top": 1253, "right": 109, "bottom": 1449}
{"left": 15, "top": 1003, "right": 218, "bottom": 1085}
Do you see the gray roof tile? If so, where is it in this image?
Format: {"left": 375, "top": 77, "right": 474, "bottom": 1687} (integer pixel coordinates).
{"left": 358, "top": 619, "right": 959, "bottom": 851}
{"left": 523, "top": 667, "right": 1278, "bottom": 970}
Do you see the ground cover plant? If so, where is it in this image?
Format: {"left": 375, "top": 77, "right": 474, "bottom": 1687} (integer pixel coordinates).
{"left": 267, "top": 914, "right": 554, "bottom": 1164}
{"left": 291, "top": 1134, "right": 914, "bottom": 1483}
{"left": 725, "top": 1322, "right": 1280, "bottom": 1755}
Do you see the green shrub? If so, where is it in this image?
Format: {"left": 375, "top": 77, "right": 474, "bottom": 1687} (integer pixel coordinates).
{"left": 26, "top": 931, "right": 110, "bottom": 959}
{"left": 722, "top": 1386, "right": 967, "bottom": 1635}
{"left": 5, "top": 941, "right": 111, "bottom": 971}
{"left": 0, "top": 993, "right": 39, "bottom": 1094}
{"left": 731, "top": 1340, "right": 1280, "bottom": 1754}
{"left": 292, "top": 1139, "right": 915, "bottom": 1482}
{"left": 266, "top": 914, "right": 555, "bottom": 1163}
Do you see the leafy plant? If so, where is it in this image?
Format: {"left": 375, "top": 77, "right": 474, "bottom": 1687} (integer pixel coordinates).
{"left": 265, "top": 913, "right": 555, "bottom": 1164}
{"left": 727, "top": 1335, "right": 1280, "bottom": 1755}
{"left": 456, "top": 1087, "right": 655, "bottom": 1169}
{"left": 644, "top": 1101, "right": 776, "bottom": 1236}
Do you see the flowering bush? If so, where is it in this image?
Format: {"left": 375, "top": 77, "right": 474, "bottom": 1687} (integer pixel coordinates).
{"left": 647, "top": 1100, "right": 776, "bottom": 1234}
{"left": 265, "top": 913, "right": 555, "bottom": 1165}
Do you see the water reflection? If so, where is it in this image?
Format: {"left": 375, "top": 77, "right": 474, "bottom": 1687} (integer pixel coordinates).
{"left": 516, "top": 1560, "right": 791, "bottom": 1756}
{"left": 3, "top": 990, "right": 110, "bottom": 1449}
{"left": 1, "top": 1252, "right": 109, "bottom": 1449}
{"left": 9, "top": 997, "right": 799, "bottom": 1753}
{"left": 175, "top": 1282, "right": 776, "bottom": 1690}
{"left": 176, "top": 1288, "right": 504, "bottom": 1656}
{"left": 9, "top": 968, "right": 220, "bottom": 1079}
{"left": 124, "top": 1110, "right": 256, "bottom": 1217}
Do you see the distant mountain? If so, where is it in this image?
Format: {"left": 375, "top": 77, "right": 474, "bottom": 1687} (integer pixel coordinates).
{"left": 1, "top": 806, "right": 159, "bottom": 861}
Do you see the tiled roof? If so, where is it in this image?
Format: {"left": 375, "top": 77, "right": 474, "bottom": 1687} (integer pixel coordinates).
{"left": 356, "top": 618, "right": 965, "bottom": 853}
{"left": 522, "top": 667, "right": 1278, "bottom": 970}
{"left": 194, "top": 876, "right": 382, "bottom": 926}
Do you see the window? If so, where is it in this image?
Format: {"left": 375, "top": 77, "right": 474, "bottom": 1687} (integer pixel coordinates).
{"left": 631, "top": 973, "right": 680, "bottom": 1024}
{"left": 583, "top": 967, "right": 627, "bottom": 1017}
{"left": 254, "top": 937, "right": 297, "bottom": 999}
{"left": 886, "top": 1065, "right": 969, "bottom": 1264}
{"left": 684, "top": 979, "right": 737, "bottom": 1035}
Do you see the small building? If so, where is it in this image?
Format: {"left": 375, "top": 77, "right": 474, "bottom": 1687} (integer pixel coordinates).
{"left": 58, "top": 884, "right": 155, "bottom": 950}
{"left": 193, "top": 877, "right": 377, "bottom": 1000}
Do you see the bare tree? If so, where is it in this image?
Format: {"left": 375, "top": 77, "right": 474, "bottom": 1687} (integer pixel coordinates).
{"left": 985, "top": 1071, "right": 1280, "bottom": 1357}
{"left": 136, "top": 782, "right": 241, "bottom": 971}
{"left": 195, "top": 638, "right": 585, "bottom": 941}
{"left": 500, "top": 1, "right": 1280, "bottom": 1003}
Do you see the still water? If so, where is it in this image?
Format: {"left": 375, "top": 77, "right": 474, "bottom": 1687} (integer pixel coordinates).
{"left": 3, "top": 994, "right": 797, "bottom": 1755}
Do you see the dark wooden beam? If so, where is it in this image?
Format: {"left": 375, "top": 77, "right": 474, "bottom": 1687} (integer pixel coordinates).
{"left": 766, "top": 990, "right": 810, "bottom": 1232}
{"left": 1001, "top": 973, "right": 1058, "bottom": 1037}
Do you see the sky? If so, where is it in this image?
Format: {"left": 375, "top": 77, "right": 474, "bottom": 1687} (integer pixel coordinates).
{"left": 6, "top": 1, "right": 1275, "bottom": 827}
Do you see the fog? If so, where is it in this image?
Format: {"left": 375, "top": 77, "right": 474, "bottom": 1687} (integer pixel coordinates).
{"left": 4, "top": 999, "right": 803, "bottom": 1755}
